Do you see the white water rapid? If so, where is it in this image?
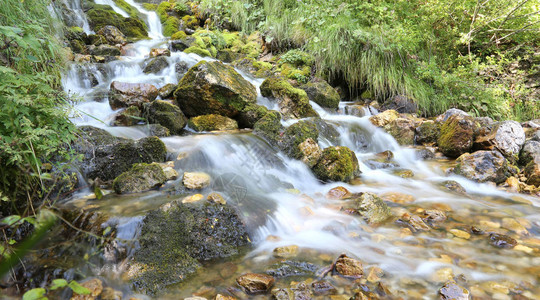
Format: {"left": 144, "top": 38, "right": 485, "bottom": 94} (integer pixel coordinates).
{"left": 60, "top": 1, "right": 540, "bottom": 299}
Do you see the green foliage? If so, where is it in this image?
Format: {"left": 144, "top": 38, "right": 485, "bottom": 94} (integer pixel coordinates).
{"left": 198, "top": 0, "right": 540, "bottom": 120}
{"left": 22, "top": 280, "right": 91, "bottom": 300}
{"left": 0, "top": 0, "right": 77, "bottom": 206}
{"left": 278, "top": 49, "right": 313, "bottom": 67}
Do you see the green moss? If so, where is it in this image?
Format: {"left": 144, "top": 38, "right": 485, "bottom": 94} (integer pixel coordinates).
{"left": 144, "top": 100, "right": 187, "bottom": 135}
{"left": 301, "top": 80, "right": 340, "bottom": 109}
{"left": 112, "top": 163, "right": 167, "bottom": 194}
{"left": 437, "top": 115, "right": 474, "bottom": 158}
{"left": 278, "top": 49, "right": 314, "bottom": 67}
{"left": 86, "top": 5, "right": 148, "bottom": 39}
{"left": 184, "top": 46, "right": 212, "bottom": 57}
{"left": 253, "top": 110, "right": 283, "bottom": 146}
{"left": 238, "top": 103, "right": 269, "bottom": 128}
{"left": 156, "top": 1, "right": 173, "bottom": 23}
{"left": 193, "top": 29, "right": 227, "bottom": 49}
{"left": 163, "top": 16, "right": 180, "bottom": 36}
{"left": 312, "top": 146, "right": 359, "bottom": 182}
{"left": 113, "top": 0, "right": 140, "bottom": 19}
{"left": 280, "top": 63, "right": 310, "bottom": 83}
{"left": 280, "top": 120, "right": 319, "bottom": 159}
{"left": 171, "top": 30, "right": 187, "bottom": 40}
{"left": 142, "top": 3, "right": 157, "bottom": 11}
{"left": 182, "top": 15, "right": 199, "bottom": 29}
{"left": 260, "top": 77, "right": 317, "bottom": 118}
{"left": 222, "top": 32, "right": 239, "bottom": 47}
{"left": 70, "top": 26, "right": 84, "bottom": 33}
{"left": 188, "top": 114, "right": 238, "bottom": 131}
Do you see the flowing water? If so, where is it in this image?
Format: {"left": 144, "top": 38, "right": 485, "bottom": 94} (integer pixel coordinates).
{"left": 57, "top": 2, "right": 540, "bottom": 299}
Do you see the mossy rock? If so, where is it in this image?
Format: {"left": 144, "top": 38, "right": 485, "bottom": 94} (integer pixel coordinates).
{"left": 184, "top": 46, "right": 212, "bottom": 57}
{"left": 90, "top": 44, "right": 120, "bottom": 56}
{"left": 86, "top": 5, "right": 148, "bottom": 40}
{"left": 383, "top": 118, "right": 416, "bottom": 145}
{"left": 113, "top": 106, "right": 141, "bottom": 126}
{"left": 143, "top": 100, "right": 187, "bottom": 135}
{"left": 216, "top": 49, "right": 245, "bottom": 63}
{"left": 143, "top": 56, "right": 169, "bottom": 74}
{"left": 312, "top": 146, "right": 360, "bottom": 182}
{"left": 73, "top": 127, "right": 167, "bottom": 181}
{"left": 279, "top": 121, "right": 319, "bottom": 159}
{"left": 171, "top": 30, "right": 187, "bottom": 40}
{"left": 182, "top": 15, "right": 199, "bottom": 29}
{"left": 163, "top": 16, "right": 180, "bottom": 36}
{"left": 174, "top": 60, "right": 257, "bottom": 118}
{"left": 415, "top": 120, "right": 439, "bottom": 145}
{"left": 280, "top": 63, "right": 310, "bottom": 84}
{"left": 351, "top": 193, "right": 391, "bottom": 225}
{"left": 253, "top": 111, "right": 284, "bottom": 147}
{"left": 112, "top": 163, "right": 167, "bottom": 194}
{"left": 260, "top": 77, "right": 318, "bottom": 119}
{"left": 238, "top": 103, "right": 269, "bottom": 129}
{"left": 300, "top": 80, "right": 340, "bottom": 109}
{"left": 232, "top": 57, "right": 273, "bottom": 78}
{"left": 188, "top": 114, "right": 238, "bottom": 131}
{"left": 128, "top": 201, "right": 251, "bottom": 294}
{"left": 438, "top": 114, "right": 475, "bottom": 158}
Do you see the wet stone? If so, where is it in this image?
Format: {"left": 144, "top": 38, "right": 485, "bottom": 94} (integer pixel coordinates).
{"left": 398, "top": 213, "right": 430, "bottom": 232}
{"left": 272, "top": 288, "right": 291, "bottom": 300}
{"left": 214, "top": 294, "right": 235, "bottom": 300}
{"left": 311, "top": 280, "right": 337, "bottom": 296}
{"left": 438, "top": 281, "right": 470, "bottom": 300}
{"left": 326, "top": 186, "right": 352, "bottom": 200}
{"left": 183, "top": 172, "right": 211, "bottom": 189}
{"left": 266, "top": 261, "right": 318, "bottom": 278}
{"left": 292, "top": 283, "right": 313, "bottom": 300}
{"left": 273, "top": 245, "right": 299, "bottom": 258}
{"left": 489, "top": 233, "right": 517, "bottom": 249}
{"left": 334, "top": 254, "right": 363, "bottom": 278}
{"left": 423, "top": 209, "right": 447, "bottom": 225}
{"left": 236, "top": 273, "right": 275, "bottom": 294}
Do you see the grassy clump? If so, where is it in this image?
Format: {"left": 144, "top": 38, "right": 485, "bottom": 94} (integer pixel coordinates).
{"left": 199, "top": 0, "right": 540, "bottom": 120}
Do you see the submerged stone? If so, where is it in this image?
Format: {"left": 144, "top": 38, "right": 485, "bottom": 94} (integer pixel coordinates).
{"left": 236, "top": 273, "right": 275, "bottom": 294}
{"left": 112, "top": 163, "right": 167, "bottom": 194}
{"left": 438, "top": 281, "right": 470, "bottom": 300}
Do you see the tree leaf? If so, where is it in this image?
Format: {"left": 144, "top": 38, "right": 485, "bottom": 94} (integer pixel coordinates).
{"left": 1, "top": 215, "right": 21, "bottom": 226}
{"left": 68, "top": 281, "right": 91, "bottom": 295}
{"left": 22, "top": 288, "right": 47, "bottom": 300}
{"left": 49, "top": 279, "right": 68, "bottom": 290}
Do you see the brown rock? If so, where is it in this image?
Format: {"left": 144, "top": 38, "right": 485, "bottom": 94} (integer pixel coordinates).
{"left": 334, "top": 254, "right": 363, "bottom": 278}
{"left": 489, "top": 233, "right": 517, "bottom": 249}
{"left": 298, "top": 138, "right": 322, "bottom": 168}
{"left": 236, "top": 273, "right": 274, "bottom": 294}
{"left": 326, "top": 186, "right": 352, "bottom": 200}
{"left": 183, "top": 172, "right": 211, "bottom": 189}
{"left": 149, "top": 48, "right": 171, "bottom": 57}
{"left": 369, "top": 110, "right": 399, "bottom": 127}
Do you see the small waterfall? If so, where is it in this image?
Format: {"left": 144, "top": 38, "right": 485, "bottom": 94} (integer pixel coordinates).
{"left": 94, "top": 0, "right": 130, "bottom": 18}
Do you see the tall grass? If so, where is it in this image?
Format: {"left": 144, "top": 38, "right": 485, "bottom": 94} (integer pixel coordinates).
{"left": 199, "top": 0, "right": 540, "bottom": 119}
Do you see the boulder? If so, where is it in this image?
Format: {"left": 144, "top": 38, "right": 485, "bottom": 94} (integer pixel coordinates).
{"left": 113, "top": 106, "right": 141, "bottom": 126}
{"left": 519, "top": 140, "right": 540, "bottom": 165}
{"left": 158, "top": 83, "right": 177, "bottom": 99}
{"left": 182, "top": 172, "right": 211, "bottom": 189}
{"left": 300, "top": 80, "right": 340, "bottom": 109}
{"left": 90, "top": 44, "right": 120, "bottom": 56}
{"left": 438, "top": 281, "right": 470, "bottom": 300}
{"left": 474, "top": 121, "right": 525, "bottom": 157}
{"left": 73, "top": 127, "right": 167, "bottom": 181}
{"left": 237, "top": 103, "right": 269, "bottom": 129}
{"left": 143, "top": 100, "right": 187, "bottom": 135}
{"left": 146, "top": 124, "right": 170, "bottom": 137}
{"left": 236, "top": 273, "right": 274, "bottom": 294}
{"left": 260, "top": 77, "right": 318, "bottom": 119}
{"left": 454, "top": 150, "right": 514, "bottom": 184}
{"left": 415, "top": 120, "right": 439, "bottom": 145}
{"left": 312, "top": 146, "right": 359, "bottom": 182}
{"left": 109, "top": 81, "right": 158, "bottom": 110}
{"left": 143, "top": 56, "right": 169, "bottom": 74}
{"left": 334, "top": 255, "right": 363, "bottom": 278}
{"left": 97, "top": 25, "right": 126, "bottom": 45}
{"left": 279, "top": 121, "right": 319, "bottom": 159}
{"left": 384, "top": 118, "right": 415, "bottom": 145}
{"left": 381, "top": 94, "right": 417, "bottom": 113}
{"left": 149, "top": 48, "right": 171, "bottom": 57}
{"left": 523, "top": 157, "right": 540, "bottom": 186}
{"left": 438, "top": 113, "right": 475, "bottom": 158}
{"left": 174, "top": 60, "right": 257, "bottom": 118}
{"left": 297, "top": 138, "right": 322, "bottom": 168}
{"left": 86, "top": 6, "right": 148, "bottom": 39}
{"left": 188, "top": 114, "right": 238, "bottom": 131}
{"left": 253, "top": 111, "right": 284, "bottom": 147}
{"left": 435, "top": 108, "right": 469, "bottom": 123}
{"left": 369, "top": 110, "right": 399, "bottom": 127}
{"left": 128, "top": 201, "right": 250, "bottom": 294}
{"left": 352, "top": 192, "right": 391, "bottom": 224}
{"left": 112, "top": 163, "right": 167, "bottom": 194}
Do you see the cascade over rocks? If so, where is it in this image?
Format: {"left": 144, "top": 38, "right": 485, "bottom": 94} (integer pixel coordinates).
{"left": 143, "top": 100, "right": 187, "bottom": 135}
{"left": 143, "top": 56, "right": 169, "bottom": 74}
{"left": 260, "top": 77, "right": 319, "bottom": 119}
{"left": 127, "top": 200, "right": 250, "bottom": 294}
{"left": 278, "top": 120, "right": 319, "bottom": 159}
{"left": 73, "top": 126, "right": 167, "bottom": 182}
{"left": 109, "top": 81, "right": 159, "bottom": 110}
{"left": 89, "top": 44, "right": 121, "bottom": 56}
{"left": 174, "top": 60, "right": 257, "bottom": 119}
{"left": 474, "top": 120, "right": 525, "bottom": 157}
{"left": 454, "top": 150, "right": 515, "bottom": 184}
